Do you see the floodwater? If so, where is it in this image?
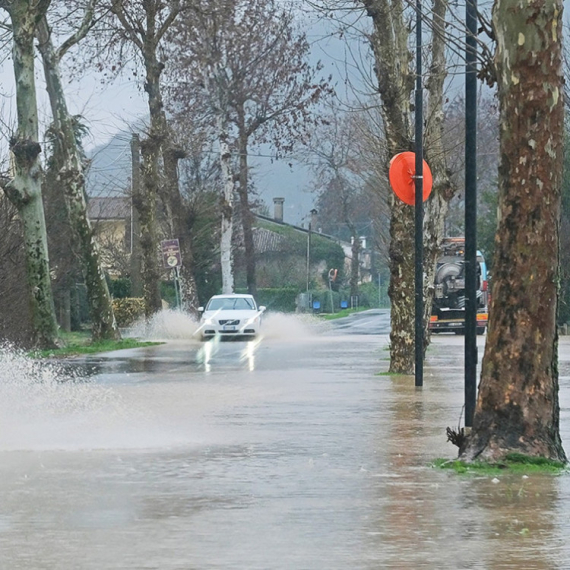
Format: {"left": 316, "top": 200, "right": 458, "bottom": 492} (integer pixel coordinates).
{"left": 1, "top": 310, "right": 570, "bottom": 569}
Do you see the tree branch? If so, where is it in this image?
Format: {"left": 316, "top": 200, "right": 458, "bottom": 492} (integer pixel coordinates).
{"left": 111, "top": 0, "right": 144, "bottom": 49}
{"left": 156, "top": 0, "right": 180, "bottom": 43}
{"left": 56, "top": 0, "right": 97, "bottom": 60}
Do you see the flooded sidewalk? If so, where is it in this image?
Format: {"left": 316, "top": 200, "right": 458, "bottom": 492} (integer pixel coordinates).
{"left": 1, "top": 324, "right": 569, "bottom": 569}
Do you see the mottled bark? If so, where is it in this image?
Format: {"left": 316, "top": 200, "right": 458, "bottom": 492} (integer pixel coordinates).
{"left": 460, "top": 0, "right": 566, "bottom": 462}
{"left": 139, "top": 47, "right": 165, "bottom": 318}
{"left": 387, "top": 199, "right": 415, "bottom": 373}
{"left": 139, "top": 133, "right": 163, "bottom": 318}
{"left": 162, "top": 145, "right": 200, "bottom": 314}
{"left": 2, "top": 0, "right": 59, "bottom": 349}
{"left": 130, "top": 134, "right": 143, "bottom": 297}
{"left": 37, "top": 17, "right": 120, "bottom": 341}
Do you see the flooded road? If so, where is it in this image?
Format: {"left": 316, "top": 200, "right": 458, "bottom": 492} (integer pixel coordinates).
{"left": 1, "top": 312, "right": 570, "bottom": 569}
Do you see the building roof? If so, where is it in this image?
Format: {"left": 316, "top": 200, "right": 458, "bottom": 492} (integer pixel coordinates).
{"left": 87, "top": 197, "right": 130, "bottom": 220}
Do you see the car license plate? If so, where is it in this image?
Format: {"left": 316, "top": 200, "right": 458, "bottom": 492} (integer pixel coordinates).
{"left": 222, "top": 325, "right": 236, "bottom": 331}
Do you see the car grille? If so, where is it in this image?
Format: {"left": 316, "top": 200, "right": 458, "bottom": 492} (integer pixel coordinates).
{"left": 219, "top": 319, "right": 240, "bottom": 325}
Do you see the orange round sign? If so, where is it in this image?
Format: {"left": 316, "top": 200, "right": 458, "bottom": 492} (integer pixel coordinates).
{"left": 389, "top": 152, "right": 433, "bottom": 205}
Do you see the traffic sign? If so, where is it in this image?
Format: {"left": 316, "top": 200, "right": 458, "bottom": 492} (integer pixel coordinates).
{"left": 389, "top": 152, "right": 433, "bottom": 205}
{"left": 161, "top": 239, "right": 182, "bottom": 269}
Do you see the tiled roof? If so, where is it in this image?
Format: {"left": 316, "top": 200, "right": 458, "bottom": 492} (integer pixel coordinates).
{"left": 252, "top": 227, "right": 287, "bottom": 254}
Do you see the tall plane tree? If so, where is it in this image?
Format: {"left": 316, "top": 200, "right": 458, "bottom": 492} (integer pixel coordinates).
{"left": 168, "top": 0, "right": 328, "bottom": 296}
{"left": 460, "top": 0, "right": 566, "bottom": 462}
{"left": 0, "top": 0, "right": 59, "bottom": 348}
{"left": 36, "top": 1, "right": 121, "bottom": 341}
{"left": 361, "top": 0, "right": 454, "bottom": 373}
{"left": 312, "top": 0, "right": 454, "bottom": 372}
{"left": 103, "top": 0, "right": 200, "bottom": 316}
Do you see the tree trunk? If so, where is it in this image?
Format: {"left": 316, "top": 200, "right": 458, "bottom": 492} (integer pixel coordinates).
{"left": 364, "top": 0, "right": 415, "bottom": 374}
{"left": 387, "top": 199, "right": 415, "bottom": 373}
{"left": 364, "top": 0, "right": 454, "bottom": 374}
{"left": 162, "top": 145, "right": 200, "bottom": 314}
{"left": 3, "top": 0, "right": 59, "bottom": 349}
{"left": 460, "top": 0, "right": 566, "bottom": 462}
{"left": 37, "top": 17, "right": 120, "bottom": 341}
{"left": 217, "top": 113, "right": 235, "bottom": 294}
{"left": 236, "top": 113, "right": 257, "bottom": 297}
{"left": 422, "top": 0, "right": 453, "bottom": 347}
{"left": 139, "top": 49, "right": 164, "bottom": 318}
{"left": 130, "top": 134, "right": 143, "bottom": 297}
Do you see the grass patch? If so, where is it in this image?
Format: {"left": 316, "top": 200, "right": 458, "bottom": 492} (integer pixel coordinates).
{"left": 319, "top": 307, "right": 367, "bottom": 320}
{"left": 433, "top": 454, "right": 567, "bottom": 476}
{"left": 30, "top": 335, "right": 162, "bottom": 359}
{"left": 376, "top": 371, "right": 408, "bottom": 376}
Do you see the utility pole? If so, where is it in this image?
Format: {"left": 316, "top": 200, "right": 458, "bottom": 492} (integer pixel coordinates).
{"left": 130, "top": 134, "right": 143, "bottom": 297}
{"left": 464, "top": 0, "right": 478, "bottom": 427}
{"left": 414, "top": 0, "right": 424, "bottom": 388}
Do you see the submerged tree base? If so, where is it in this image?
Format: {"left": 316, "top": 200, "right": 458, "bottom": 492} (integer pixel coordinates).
{"left": 433, "top": 454, "right": 567, "bottom": 476}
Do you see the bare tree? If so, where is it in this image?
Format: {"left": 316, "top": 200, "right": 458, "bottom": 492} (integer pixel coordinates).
{"left": 167, "top": 0, "right": 330, "bottom": 296}
{"left": 460, "top": 0, "right": 566, "bottom": 462}
{"left": 361, "top": 0, "right": 455, "bottom": 373}
{"left": 303, "top": 105, "right": 367, "bottom": 297}
{"left": 36, "top": 1, "right": 121, "bottom": 341}
{"left": 0, "top": 0, "right": 59, "bottom": 348}
{"left": 101, "top": 0, "right": 201, "bottom": 316}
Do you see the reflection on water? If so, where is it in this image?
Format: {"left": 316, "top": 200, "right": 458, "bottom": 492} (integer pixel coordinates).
{"left": 1, "top": 322, "right": 570, "bottom": 569}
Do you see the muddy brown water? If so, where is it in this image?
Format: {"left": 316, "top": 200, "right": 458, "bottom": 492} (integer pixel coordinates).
{"left": 1, "top": 312, "right": 569, "bottom": 569}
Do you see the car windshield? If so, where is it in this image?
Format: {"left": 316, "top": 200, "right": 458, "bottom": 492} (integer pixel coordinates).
{"left": 206, "top": 297, "right": 256, "bottom": 311}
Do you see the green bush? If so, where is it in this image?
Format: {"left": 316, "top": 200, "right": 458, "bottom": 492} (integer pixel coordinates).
{"left": 112, "top": 297, "right": 145, "bottom": 327}
{"left": 161, "top": 281, "right": 177, "bottom": 308}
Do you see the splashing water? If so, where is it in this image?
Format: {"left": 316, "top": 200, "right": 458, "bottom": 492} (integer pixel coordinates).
{"left": 0, "top": 344, "right": 125, "bottom": 451}
{"left": 126, "top": 308, "right": 324, "bottom": 343}
{"left": 127, "top": 309, "right": 199, "bottom": 340}
{"left": 0, "top": 344, "right": 209, "bottom": 452}
{"left": 0, "top": 338, "right": 265, "bottom": 452}
{"left": 260, "top": 312, "right": 329, "bottom": 341}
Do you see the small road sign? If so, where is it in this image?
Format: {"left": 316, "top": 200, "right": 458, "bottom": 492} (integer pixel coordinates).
{"left": 161, "top": 239, "right": 182, "bottom": 269}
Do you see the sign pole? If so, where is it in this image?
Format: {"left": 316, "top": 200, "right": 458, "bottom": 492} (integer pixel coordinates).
{"left": 414, "top": 0, "right": 424, "bottom": 387}
{"left": 465, "top": 0, "right": 478, "bottom": 426}
{"left": 174, "top": 267, "right": 181, "bottom": 309}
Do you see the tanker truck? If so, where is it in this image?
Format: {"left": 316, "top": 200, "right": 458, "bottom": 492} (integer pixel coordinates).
{"left": 429, "top": 237, "right": 489, "bottom": 335}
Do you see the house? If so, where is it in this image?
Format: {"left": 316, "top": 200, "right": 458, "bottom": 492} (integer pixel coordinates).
{"left": 252, "top": 198, "right": 373, "bottom": 288}
{"left": 87, "top": 196, "right": 131, "bottom": 275}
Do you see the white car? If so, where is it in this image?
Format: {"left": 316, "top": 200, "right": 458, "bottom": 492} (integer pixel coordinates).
{"left": 197, "top": 294, "right": 265, "bottom": 340}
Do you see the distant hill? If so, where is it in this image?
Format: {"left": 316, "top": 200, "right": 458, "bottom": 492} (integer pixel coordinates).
{"left": 85, "top": 128, "right": 316, "bottom": 225}
{"left": 86, "top": 130, "right": 133, "bottom": 198}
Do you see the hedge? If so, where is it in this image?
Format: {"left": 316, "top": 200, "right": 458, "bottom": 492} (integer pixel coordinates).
{"left": 235, "top": 287, "right": 299, "bottom": 313}
{"left": 112, "top": 298, "right": 145, "bottom": 327}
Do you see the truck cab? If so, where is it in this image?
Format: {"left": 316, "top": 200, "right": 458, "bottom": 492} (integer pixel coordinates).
{"left": 429, "top": 237, "right": 489, "bottom": 335}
